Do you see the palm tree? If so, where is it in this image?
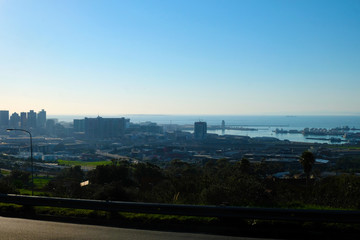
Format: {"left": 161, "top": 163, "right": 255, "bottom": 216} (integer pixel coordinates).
{"left": 299, "top": 151, "right": 315, "bottom": 185}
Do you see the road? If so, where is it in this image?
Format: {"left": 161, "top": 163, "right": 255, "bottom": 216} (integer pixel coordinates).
{"left": 0, "top": 216, "right": 272, "bottom": 240}
{"left": 95, "top": 150, "right": 138, "bottom": 163}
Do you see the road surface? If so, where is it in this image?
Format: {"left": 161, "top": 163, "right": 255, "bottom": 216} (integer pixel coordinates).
{"left": 0, "top": 216, "right": 272, "bottom": 240}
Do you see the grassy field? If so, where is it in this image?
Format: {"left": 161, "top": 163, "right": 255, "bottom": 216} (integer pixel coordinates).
{"left": 16, "top": 176, "right": 53, "bottom": 196}
{"left": 1, "top": 169, "right": 11, "bottom": 176}
{"left": 327, "top": 145, "right": 360, "bottom": 150}
{"left": 57, "top": 160, "right": 112, "bottom": 167}
{"left": 33, "top": 176, "right": 52, "bottom": 188}
{"left": 18, "top": 189, "right": 52, "bottom": 196}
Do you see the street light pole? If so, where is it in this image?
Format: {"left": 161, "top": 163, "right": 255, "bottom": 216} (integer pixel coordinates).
{"left": 7, "top": 128, "right": 34, "bottom": 196}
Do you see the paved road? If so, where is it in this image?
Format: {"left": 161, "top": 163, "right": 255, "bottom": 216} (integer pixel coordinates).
{"left": 0, "top": 216, "right": 271, "bottom": 240}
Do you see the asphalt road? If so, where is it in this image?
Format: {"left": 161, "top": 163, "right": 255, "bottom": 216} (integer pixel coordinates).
{"left": 0, "top": 216, "right": 271, "bottom": 240}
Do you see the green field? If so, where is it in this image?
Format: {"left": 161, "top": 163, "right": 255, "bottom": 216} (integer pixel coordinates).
{"left": 57, "top": 160, "right": 112, "bottom": 167}
{"left": 18, "top": 189, "right": 51, "bottom": 196}
{"left": 33, "top": 177, "right": 52, "bottom": 188}
{"left": 1, "top": 169, "right": 11, "bottom": 176}
{"left": 327, "top": 145, "right": 360, "bottom": 150}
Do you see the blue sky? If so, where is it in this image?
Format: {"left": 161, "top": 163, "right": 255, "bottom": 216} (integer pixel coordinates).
{"left": 0, "top": 0, "right": 359, "bottom": 115}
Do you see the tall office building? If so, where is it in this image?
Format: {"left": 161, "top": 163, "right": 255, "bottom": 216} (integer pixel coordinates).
{"left": 37, "top": 109, "right": 46, "bottom": 128}
{"left": 46, "top": 119, "right": 56, "bottom": 136}
{"left": 27, "top": 110, "right": 37, "bottom": 129}
{"left": 84, "top": 117, "right": 126, "bottom": 139}
{"left": 0, "top": 110, "right": 9, "bottom": 127}
{"left": 74, "top": 119, "right": 85, "bottom": 132}
{"left": 20, "top": 112, "right": 27, "bottom": 128}
{"left": 194, "top": 121, "right": 207, "bottom": 139}
{"left": 9, "top": 112, "right": 20, "bottom": 128}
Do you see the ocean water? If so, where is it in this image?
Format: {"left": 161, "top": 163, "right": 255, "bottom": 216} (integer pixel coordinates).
{"left": 50, "top": 115, "right": 360, "bottom": 144}
{"left": 136, "top": 115, "right": 360, "bottom": 129}
{"left": 51, "top": 115, "right": 360, "bottom": 128}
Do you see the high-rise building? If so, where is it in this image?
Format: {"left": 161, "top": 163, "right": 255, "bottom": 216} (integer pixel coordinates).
{"left": 46, "top": 119, "right": 56, "bottom": 136}
{"left": 9, "top": 112, "right": 20, "bottom": 128}
{"left": 194, "top": 121, "right": 207, "bottom": 139}
{"left": 37, "top": 109, "right": 46, "bottom": 128}
{"left": 27, "top": 110, "right": 37, "bottom": 129}
{"left": 20, "top": 112, "right": 27, "bottom": 128}
{"left": 74, "top": 119, "right": 85, "bottom": 132}
{"left": 84, "top": 117, "right": 126, "bottom": 139}
{"left": 0, "top": 110, "right": 9, "bottom": 127}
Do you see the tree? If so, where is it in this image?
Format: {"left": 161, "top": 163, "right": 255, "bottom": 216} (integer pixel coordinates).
{"left": 239, "top": 158, "right": 251, "bottom": 174}
{"left": 46, "top": 166, "right": 85, "bottom": 197}
{"left": 299, "top": 151, "right": 315, "bottom": 185}
{"left": 8, "top": 169, "right": 30, "bottom": 188}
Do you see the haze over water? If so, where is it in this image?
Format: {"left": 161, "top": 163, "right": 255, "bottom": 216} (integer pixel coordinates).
{"left": 50, "top": 114, "right": 360, "bottom": 144}
{"left": 52, "top": 115, "right": 360, "bottom": 128}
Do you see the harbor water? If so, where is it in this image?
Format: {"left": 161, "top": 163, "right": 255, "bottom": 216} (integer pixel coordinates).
{"left": 51, "top": 115, "right": 360, "bottom": 144}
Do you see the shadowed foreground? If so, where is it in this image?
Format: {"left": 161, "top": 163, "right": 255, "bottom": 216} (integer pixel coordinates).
{"left": 0, "top": 216, "right": 252, "bottom": 240}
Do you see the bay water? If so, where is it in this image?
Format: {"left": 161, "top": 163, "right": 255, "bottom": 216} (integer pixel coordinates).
{"left": 50, "top": 115, "right": 360, "bottom": 144}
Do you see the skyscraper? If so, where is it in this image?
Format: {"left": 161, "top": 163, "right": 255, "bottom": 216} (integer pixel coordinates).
{"left": 194, "top": 121, "right": 207, "bottom": 140}
{"left": 84, "top": 117, "right": 126, "bottom": 139}
{"left": 0, "top": 110, "right": 9, "bottom": 127}
{"left": 37, "top": 109, "right": 46, "bottom": 128}
{"left": 9, "top": 112, "right": 20, "bottom": 128}
{"left": 46, "top": 119, "right": 56, "bottom": 136}
{"left": 20, "top": 112, "right": 27, "bottom": 128}
{"left": 74, "top": 119, "right": 85, "bottom": 132}
{"left": 27, "top": 110, "right": 37, "bottom": 129}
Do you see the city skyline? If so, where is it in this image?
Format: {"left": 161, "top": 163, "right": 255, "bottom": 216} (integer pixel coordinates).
{"left": 1, "top": 0, "right": 359, "bottom": 116}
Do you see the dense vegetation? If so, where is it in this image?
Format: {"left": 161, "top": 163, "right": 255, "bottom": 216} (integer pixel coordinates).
{"left": 2, "top": 157, "right": 360, "bottom": 210}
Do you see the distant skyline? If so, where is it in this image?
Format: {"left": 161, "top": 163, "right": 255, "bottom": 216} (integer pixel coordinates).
{"left": 1, "top": 0, "right": 359, "bottom": 115}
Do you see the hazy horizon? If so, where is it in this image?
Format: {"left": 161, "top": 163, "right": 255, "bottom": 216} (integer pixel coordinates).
{"left": 1, "top": 0, "right": 359, "bottom": 115}
{"left": 45, "top": 113, "right": 360, "bottom": 125}
{"left": 48, "top": 113, "right": 360, "bottom": 117}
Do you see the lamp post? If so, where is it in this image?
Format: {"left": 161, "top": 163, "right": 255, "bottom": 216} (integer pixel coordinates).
{"left": 7, "top": 128, "right": 34, "bottom": 196}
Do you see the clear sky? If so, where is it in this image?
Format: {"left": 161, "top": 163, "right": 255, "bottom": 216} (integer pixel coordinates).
{"left": 0, "top": 0, "right": 359, "bottom": 115}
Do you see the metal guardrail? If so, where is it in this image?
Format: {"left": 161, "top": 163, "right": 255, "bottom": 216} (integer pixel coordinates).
{"left": 1, "top": 194, "right": 360, "bottom": 223}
